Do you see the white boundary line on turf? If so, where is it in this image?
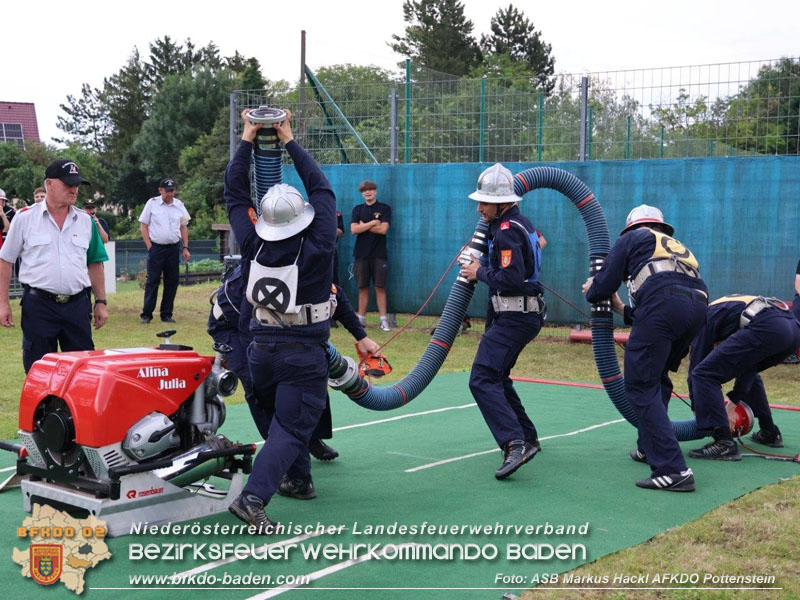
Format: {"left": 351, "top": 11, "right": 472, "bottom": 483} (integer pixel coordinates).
{"left": 331, "top": 402, "right": 476, "bottom": 432}
{"left": 404, "top": 418, "right": 626, "bottom": 472}
{"left": 245, "top": 544, "right": 422, "bottom": 599}
{"left": 0, "top": 404, "right": 480, "bottom": 474}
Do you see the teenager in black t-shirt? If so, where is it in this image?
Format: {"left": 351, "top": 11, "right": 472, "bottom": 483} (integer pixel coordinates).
{"left": 350, "top": 180, "right": 392, "bottom": 331}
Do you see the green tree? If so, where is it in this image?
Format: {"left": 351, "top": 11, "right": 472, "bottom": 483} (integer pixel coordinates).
{"left": 102, "top": 49, "right": 150, "bottom": 162}
{"left": 146, "top": 36, "right": 191, "bottom": 87}
{"left": 721, "top": 57, "right": 800, "bottom": 155}
{"left": 177, "top": 106, "right": 232, "bottom": 238}
{"left": 131, "top": 68, "right": 238, "bottom": 183}
{"left": 55, "top": 84, "right": 110, "bottom": 153}
{"left": 0, "top": 141, "right": 110, "bottom": 203}
{"left": 480, "top": 4, "right": 555, "bottom": 94}
{"left": 240, "top": 58, "right": 268, "bottom": 91}
{"left": 390, "top": 0, "right": 481, "bottom": 76}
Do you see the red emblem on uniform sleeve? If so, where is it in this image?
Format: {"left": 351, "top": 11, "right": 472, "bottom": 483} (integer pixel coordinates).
{"left": 248, "top": 207, "right": 258, "bottom": 224}
{"left": 500, "top": 249, "right": 512, "bottom": 267}
{"left": 500, "top": 222, "right": 510, "bottom": 230}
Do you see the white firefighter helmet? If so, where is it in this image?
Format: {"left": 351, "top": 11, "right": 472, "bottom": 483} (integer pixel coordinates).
{"left": 255, "top": 183, "right": 315, "bottom": 241}
{"left": 468, "top": 163, "right": 521, "bottom": 204}
{"left": 620, "top": 204, "right": 674, "bottom": 236}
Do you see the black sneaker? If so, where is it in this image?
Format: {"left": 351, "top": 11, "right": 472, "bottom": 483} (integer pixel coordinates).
{"left": 630, "top": 449, "right": 648, "bottom": 463}
{"left": 161, "top": 317, "right": 177, "bottom": 323}
{"left": 495, "top": 440, "right": 538, "bottom": 480}
{"left": 309, "top": 438, "right": 339, "bottom": 461}
{"left": 277, "top": 475, "right": 316, "bottom": 500}
{"left": 228, "top": 493, "right": 279, "bottom": 533}
{"left": 688, "top": 439, "right": 741, "bottom": 461}
{"left": 140, "top": 317, "right": 152, "bottom": 324}
{"left": 750, "top": 427, "right": 783, "bottom": 448}
{"left": 527, "top": 438, "right": 542, "bottom": 453}
{"left": 636, "top": 469, "right": 695, "bottom": 492}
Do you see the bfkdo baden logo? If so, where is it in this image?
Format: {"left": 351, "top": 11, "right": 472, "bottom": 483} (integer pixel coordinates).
{"left": 12, "top": 504, "right": 111, "bottom": 595}
{"left": 31, "top": 544, "right": 63, "bottom": 585}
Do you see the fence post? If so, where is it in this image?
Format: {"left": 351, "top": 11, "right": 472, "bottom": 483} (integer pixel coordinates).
{"left": 479, "top": 77, "right": 486, "bottom": 163}
{"left": 625, "top": 116, "right": 631, "bottom": 159}
{"left": 229, "top": 92, "right": 237, "bottom": 161}
{"left": 390, "top": 88, "right": 398, "bottom": 165}
{"left": 579, "top": 76, "right": 588, "bottom": 161}
{"left": 587, "top": 106, "right": 594, "bottom": 160}
{"left": 404, "top": 59, "right": 411, "bottom": 164}
{"left": 660, "top": 125, "right": 664, "bottom": 158}
{"left": 228, "top": 91, "right": 239, "bottom": 253}
{"left": 537, "top": 92, "right": 544, "bottom": 162}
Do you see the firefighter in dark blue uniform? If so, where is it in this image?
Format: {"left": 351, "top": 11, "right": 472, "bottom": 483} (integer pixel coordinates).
{"left": 688, "top": 295, "right": 800, "bottom": 456}
{"left": 224, "top": 110, "right": 336, "bottom": 531}
{"left": 207, "top": 264, "right": 271, "bottom": 439}
{"left": 460, "top": 164, "right": 544, "bottom": 480}
{"left": 276, "top": 283, "right": 380, "bottom": 499}
{"left": 584, "top": 205, "right": 708, "bottom": 492}
{"left": 207, "top": 265, "right": 379, "bottom": 465}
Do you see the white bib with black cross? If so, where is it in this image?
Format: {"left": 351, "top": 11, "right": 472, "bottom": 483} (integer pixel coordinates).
{"left": 246, "top": 240, "right": 303, "bottom": 314}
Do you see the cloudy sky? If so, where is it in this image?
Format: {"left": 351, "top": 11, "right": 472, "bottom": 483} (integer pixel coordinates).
{"left": 3, "top": 0, "right": 798, "bottom": 144}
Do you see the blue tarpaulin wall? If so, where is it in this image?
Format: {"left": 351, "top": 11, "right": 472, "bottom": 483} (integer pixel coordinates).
{"left": 285, "top": 156, "right": 800, "bottom": 324}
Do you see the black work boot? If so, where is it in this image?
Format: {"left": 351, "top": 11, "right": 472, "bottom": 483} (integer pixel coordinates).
{"left": 688, "top": 439, "right": 741, "bottom": 461}
{"left": 228, "top": 493, "right": 279, "bottom": 534}
{"left": 495, "top": 440, "right": 538, "bottom": 480}
{"left": 750, "top": 426, "right": 783, "bottom": 448}
{"left": 635, "top": 469, "right": 695, "bottom": 492}
{"left": 630, "top": 448, "right": 648, "bottom": 463}
{"left": 277, "top": 475, "right": 317, "bottom": 500}
{"left": 309, "top": 438, "right": 339, "bottom": 461}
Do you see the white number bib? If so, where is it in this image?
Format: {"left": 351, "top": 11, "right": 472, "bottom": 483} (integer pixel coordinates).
{"left": 246, "top": 240, "right": 303, "bottom": 314}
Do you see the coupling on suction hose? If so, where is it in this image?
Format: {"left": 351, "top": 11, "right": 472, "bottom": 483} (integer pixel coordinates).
{"left": 246, "top": 106, "right": 286, "bottom": 153}
{"left": 325, "top": 219, "right": 490, "bottom": 412}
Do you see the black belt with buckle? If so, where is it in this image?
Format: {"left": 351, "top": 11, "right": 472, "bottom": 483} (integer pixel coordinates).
{"left": 24, "top": 286, "right": 89, "bottom": 304}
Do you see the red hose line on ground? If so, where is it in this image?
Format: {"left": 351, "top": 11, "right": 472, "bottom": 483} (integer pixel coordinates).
{"left": 509, "top": 376, "right": 800, "bottom": 412}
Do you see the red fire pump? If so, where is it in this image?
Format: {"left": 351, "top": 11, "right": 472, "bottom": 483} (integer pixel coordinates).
{"left": 0, "top": 331, "right": 255, "bottom": 536}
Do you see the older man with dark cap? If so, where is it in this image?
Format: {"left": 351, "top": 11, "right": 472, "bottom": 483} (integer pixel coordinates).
{"left": 0, "top": 159, "right": 108, "bottom": 372}
{"left": 138, "top": 177, "right": 191, "bottom": 323}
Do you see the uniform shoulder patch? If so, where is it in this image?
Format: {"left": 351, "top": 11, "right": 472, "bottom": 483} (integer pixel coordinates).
{"left": 500, "top": 249, "right": 512, "bottom": 267}
{"left": 247, "top": 207, "right": 258, "bottom": 225}
{"left": 500, "top": 221, "right": 510, "bottom": 230}
{"left": 19, "top": 206, "right": 30, "bottom": 213}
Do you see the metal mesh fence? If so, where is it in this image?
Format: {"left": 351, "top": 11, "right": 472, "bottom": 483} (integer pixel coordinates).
{"left": 233, "top": 56, "right": 800, "bottom": 164}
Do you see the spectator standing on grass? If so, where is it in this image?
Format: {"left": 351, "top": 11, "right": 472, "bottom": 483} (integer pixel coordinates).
{"left": 459, "top": 164, "right": 545, "bottom": 481}
{"left": 0, "top": 159, "right": 108, "bottom": 372}
{"left": 138, "top": 178, "right": 191, "bottom": 324}
{"left": 1, "top": 189, "right": 15, "bottom": 242}
{"left": 83, "top": 200, "right": 110, "bottom": 243}
{"left": 584, "top": 204, "right": 707, "bottom": 492}
{"left": 351, "top": 180, "right": 392, "bottom": 332}
{"left": 0, "top": 208, "right": 8, "bottom": 249}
